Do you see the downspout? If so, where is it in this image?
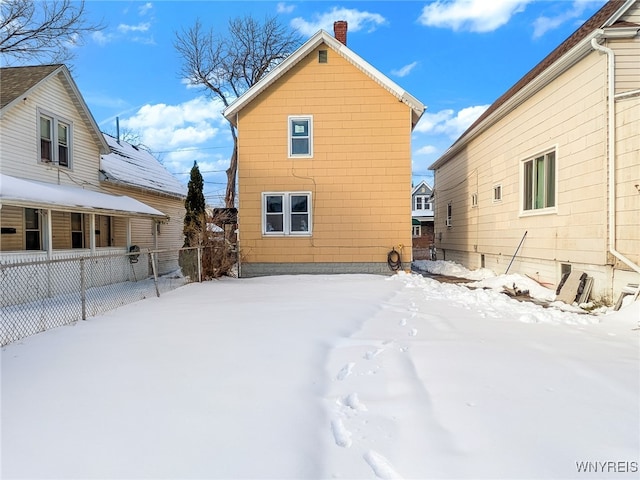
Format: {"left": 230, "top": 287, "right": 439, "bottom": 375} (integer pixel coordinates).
{"left": 590, "top": 37, "right": 640, "bottom": 277}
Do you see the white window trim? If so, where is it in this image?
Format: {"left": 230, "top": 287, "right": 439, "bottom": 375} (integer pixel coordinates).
{"left": 446, "top": 202, "right": 452, "bottom": 227}
{"left": 471, "top": 193, "right": 478, "bottom": 208}
{"left": 493, "top": 184, "right": 502, "bottom": 202}
{"left": 412, "top": 225, "right": 421, "bottom": 237}
{"left": 288, "top": 115, "right": 313, "bottom": 158}
{"left": 520, "top": 147, "right": 558, "bottom": 217}
{"left": 37, "top": 108, "right": 73, "bottom": 169}
{"left": 262, "top": 192, "right": 312, "bottom": 236}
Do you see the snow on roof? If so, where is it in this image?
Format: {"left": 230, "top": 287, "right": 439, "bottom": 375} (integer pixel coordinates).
{"left": 100, "top": 134, "right": 187, "bottom": 198}
{"left": 0, "top": 174, "right": 166, "bottom": 218}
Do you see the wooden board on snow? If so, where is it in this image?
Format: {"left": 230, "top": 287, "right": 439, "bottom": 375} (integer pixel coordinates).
{"left": 556, "top": 270, "right": 586, "bottom": 304}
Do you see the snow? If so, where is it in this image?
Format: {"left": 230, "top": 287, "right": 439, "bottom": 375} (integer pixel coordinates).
{"left": 0, "top": 173, "right": 165, "bottom": 217}
{"left": 101, "top": 133, "right": 187, "bottom": 198}
{"left": 2, "top": 268, "right": 639, "bottom": 479}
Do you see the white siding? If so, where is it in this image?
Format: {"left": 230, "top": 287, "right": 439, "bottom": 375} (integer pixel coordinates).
{"left": 0, "top": 71, "right": 102, "bottom": 187}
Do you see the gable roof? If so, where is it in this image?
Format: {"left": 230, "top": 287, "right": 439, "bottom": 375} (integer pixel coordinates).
{"left": 100, "top": 134, "right": 187, "bottom": 198}
{"left": 430, "top": 0, "right": 639, "bottom": 170}
{"left": 223, "top": 30, "right": 425, "bottom": 129}
{"left": 412, "top": 180, "right": 433, "bottom": 196}
{"left": 0, "top": 64, "right": 110, "bottom": 154}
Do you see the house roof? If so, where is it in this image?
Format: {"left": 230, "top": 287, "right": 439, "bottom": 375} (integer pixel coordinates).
{"left": 412, "top": 180, "right": 433, "bottom": 196}
{"left": 100, "top": 134, "right": 187, "bottom": 198}
{"left": 0, "top": 64, "right": 110, "bottom": 154}
{"left": 0, "top": 173, "right": 166, "bottom": 219}
{"left": 223, "top": 30, "right": 425, "bottom": 129}
{"left": 429, "top": 0, "right": 638, "bottom": 170}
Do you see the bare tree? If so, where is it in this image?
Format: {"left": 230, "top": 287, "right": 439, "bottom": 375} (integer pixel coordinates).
{"left": 175, "top": 14, "right": 301, "bottom": 208}
{"left": 0, "top": 0, "right": 104, "bottom": 65}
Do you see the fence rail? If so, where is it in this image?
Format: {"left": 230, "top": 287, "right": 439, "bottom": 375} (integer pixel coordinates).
{"left": 0, "top": 247, "right": 214, "bottom": 346}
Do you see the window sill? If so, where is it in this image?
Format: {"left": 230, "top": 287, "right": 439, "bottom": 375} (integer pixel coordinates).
{"left": 519, "top": 207, "right": 557, "bottom": 217}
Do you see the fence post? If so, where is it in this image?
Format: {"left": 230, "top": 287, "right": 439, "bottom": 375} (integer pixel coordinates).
{"left": 80, "top": 257, "right": 86, "bottom": 320}
{"left": 197, "top": 247, "right": 202, "bottom": 283}
{"left": 150, "top": 252, "right": 160, "bottom": 297}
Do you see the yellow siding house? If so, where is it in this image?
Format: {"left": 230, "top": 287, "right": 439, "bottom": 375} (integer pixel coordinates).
{"left": 223, "top": 22, "right": 425, "bottom": 276}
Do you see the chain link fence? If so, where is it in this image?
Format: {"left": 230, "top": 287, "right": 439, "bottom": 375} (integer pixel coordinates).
{"left": 0, "top": 247, "right": 218, "bottom": 346}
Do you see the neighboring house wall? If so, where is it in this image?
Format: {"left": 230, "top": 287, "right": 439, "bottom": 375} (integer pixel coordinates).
{"left": 98, "top": 182, "right": 185, "bottom": 274}
{"left": 236, "top": 44, "right": 415, "bottom": 275}
{"left": 0, "top": 70, "right": 103, "bottom": 187}
{"left": 431, "top": 8, "right": 639, "bottom": 301}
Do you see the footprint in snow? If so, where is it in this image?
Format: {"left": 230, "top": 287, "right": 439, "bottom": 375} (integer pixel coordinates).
{"left": 340, "top": 392, "right": 367, "bottom": 411}
{"left": 363, "top": 450, "right": 403, "bottom": 479}
{"left": 331, "top": 418, "right": 352, "bottom": 448}
{"left": 409, "top": 328, "right": 418, "bottom": 337}
{"left": 364, "top": 348, "right": 384, "bottom": 360}
{"left": 336, "top": 362, "right": 355, "bottom": 381}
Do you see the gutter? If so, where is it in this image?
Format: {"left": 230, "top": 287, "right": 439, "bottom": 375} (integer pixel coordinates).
{"left": 590, "top": 35, "right": 640, "bottom": 277}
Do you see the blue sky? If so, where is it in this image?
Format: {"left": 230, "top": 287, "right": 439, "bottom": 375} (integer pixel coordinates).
{"left": 68, "top": 0, "right": 607, "bottom": 205}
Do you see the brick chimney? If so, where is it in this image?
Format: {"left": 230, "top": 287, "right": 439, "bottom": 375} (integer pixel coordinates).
{"left": 333, "top": 20, "right": 347, "bottom": 45}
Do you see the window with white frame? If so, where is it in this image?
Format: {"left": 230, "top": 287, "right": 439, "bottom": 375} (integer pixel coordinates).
{"left": 414, "top": 195, "right": 431, "bottom": 210}
{"left": 523, "top": 150, "right": 556, "bottom": 211}
{"left": 39, "top": 110, "right": 72, "bottom": 168}
{"left": 412, "top": 225, "right": 421, "bottom": 237}
{"left": 446, "top": 202, "right": 452, "bottom": 227}
{"left": 471, "top": 193, "right": 478, "bottom": 207}
{"left": 493, "top": 184, "right": 502, "bottom": 202}
{"left": 288, "top": 116, "right": 312, "bottom": 157}
{"left": 71, "top": 213, "right": 84, "bottom": 248}
{"left": 25, "top": 208, "right": 41, "bottom": 250}
{"left": 263, "top": 192, "right": 312, "bottom": 235}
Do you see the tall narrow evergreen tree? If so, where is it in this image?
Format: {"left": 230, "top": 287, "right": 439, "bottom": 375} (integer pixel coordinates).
{"left": 183, "top": 161, "right": 205, "bottom": 247}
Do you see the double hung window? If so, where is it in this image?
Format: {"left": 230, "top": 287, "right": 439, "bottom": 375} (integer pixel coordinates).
{"left": 288, "top": 116, "right": 312, "bottom": 157}
{"left": 25, "top": 208, "right": 41, "bottom": 250}
{"left": 39, "top": 111, "right": 71, "bottom": 168}
{"left": 523, "top": 150, "right": 556, "bottom": 211}
{"left": 263, "top": 193, "right": 311, "bottom": 235}
{"left": 71, "top": 213, "right": 84, "bottom": 248}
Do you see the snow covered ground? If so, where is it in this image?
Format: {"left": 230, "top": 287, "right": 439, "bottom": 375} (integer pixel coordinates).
{"left": 2, "top": 264, "right": 639, "bottom": 479}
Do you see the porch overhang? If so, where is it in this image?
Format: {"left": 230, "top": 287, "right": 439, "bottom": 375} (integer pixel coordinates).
{"left": 0, "top": 174, "right": 167, "bottom": 219}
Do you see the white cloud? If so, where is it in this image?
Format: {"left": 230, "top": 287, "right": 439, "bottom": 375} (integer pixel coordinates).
{"left": 121, "top": 97, "right": 226, "bottom": 151}
{"left": 117, "top": 22, "right": 151, "bottom": 34}
{"left": 291, "top": 7, "right": 386, "bottom": 36}
{"left": 391, "top": 61, "right": 418, "bottom": 78}
{"left": 138, "top": 2, "right": 153, "bottom": 16}
{"left": 92, "top": 31, "right": 114, "bottom": 46}
{"left": 415, "top": 145, "right": 437, "bottom": 155}
{"left": 418, "top": 0, "right": 532, "bottom": 33}
{"left": 414, "top": 105, "right": 489, "bottom": 138}
{"left": 277, "top": 2, "right": 295, "bottom": 14}
{"left": 532, "top": 1, "right": 604, "bottom": 39}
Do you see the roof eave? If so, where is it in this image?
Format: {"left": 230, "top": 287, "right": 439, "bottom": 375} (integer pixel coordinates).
{"left": 223, "top": 30, "right": 425, "bottom": 124}
{"left": 428, "top": 29, "right": 606, "bottom": 171}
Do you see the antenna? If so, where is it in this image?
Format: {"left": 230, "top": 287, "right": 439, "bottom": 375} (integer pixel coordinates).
{"left": 116, "top": 117, "right": 120, "bottom": 144}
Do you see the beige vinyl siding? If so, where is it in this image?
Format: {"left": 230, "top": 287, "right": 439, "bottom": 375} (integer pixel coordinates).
{"left": 100, "top": 182, "right": 185, "bottom": 274}
{"left": 0, "top": 71, "right": 102, "bottom": 187}
{"left": 434, "top": 50, "right": 609, "bottom": 278}
{"left": 610, "top": 37, "right": 640, "bottom": 95}
{"left": 237, "top": 45, "right": 413, "bottom": 267}
{"left": 614, "top": 94, "right": 640, "bottom": 266}
{"left": 0, "top": 206, "right": 25, "bottom": 251}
